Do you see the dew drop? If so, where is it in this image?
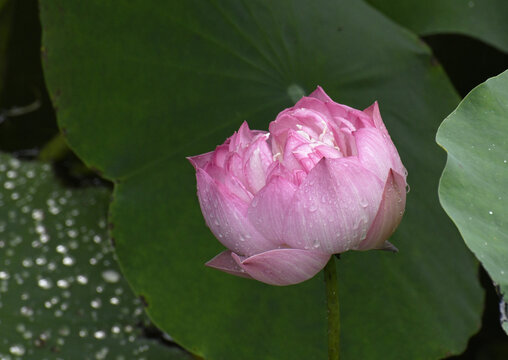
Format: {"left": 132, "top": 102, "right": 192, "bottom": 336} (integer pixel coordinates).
{"left": 35, "top": 224, "right": 46, "bottom": 234}
{"left": 110, "top": 297, "right": 120, "bottom": 305}
{"left": 38, "top": 278, "right": 53, "bottom": 289}
{"left": 102, "top": 269, "right": 120, "bottom": 283}
{"left": 62, "top": 255, "right": 75, "bottom": 266}
{"left": 47, "top": 261, "right": 57, "bottom": 271}
{"left": 20, "top": 306, "right": 33, "bottom": 317}
{"left": 91, "top": 298, "right": 102, "bottom": 309}
{"left": 77, "top": 275, "right": 88, "bottom": 285}
{"left": 94, "top": 330, "right": 106, "bottom": 339}
{"left": 56, "top": 244, "right": 67, "bottom": 253}
{"left": 35, "top": 256, "right": 47, "bottom": 266}
{"left": 57, "top": 279, "right": 70, "bottom": 289}
{"left": 4, "top": 181, "right": 15, "bottom": 189}
{"left": 9, "top": 344, "right": 25, "bottom": 356}
{"left": 40, "top": 233, "right": 50, "bottom": 243}
{"left": 31, "top": 209, "right": 44, "bottom": 221}
{"left": 67, "top": 229, "right": 78, "bottom": 238}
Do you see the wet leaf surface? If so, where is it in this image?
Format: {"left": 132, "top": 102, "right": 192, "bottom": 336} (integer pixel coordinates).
{"left": 0, "top": 153, "right": 191, "bottom": 359}
{"left": 437, "top": 69, "right": 508, "bottom": 335}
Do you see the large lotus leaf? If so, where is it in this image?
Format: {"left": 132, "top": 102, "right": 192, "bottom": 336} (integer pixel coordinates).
{"left": 0, "top": 153, "right": 191, "bottom": 359}
{"left": 437, "top": 70, "right": 508, "bottom": 334}
{"left": 39, "top": 1, "right": 483, "bottom": 359}
{"left": 366, "top": 0, "right": 508, "bottom": 53}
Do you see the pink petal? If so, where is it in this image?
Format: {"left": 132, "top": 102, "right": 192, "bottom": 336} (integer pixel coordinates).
{"left": 187, "top": 151, "right": 213, "bottom": 170}
{"left": 357, "top": 169, "right": 406, "bottom": 250}
{"left": 292, "top": 142, "right": 324, "bottom": 172}
{"left": 243, "top": 133, "right": 273, "bottom": 194}
{"left": 247, "top": 175, "right": 297, "bottom": 244}
{"left": 354, "top": 127, "right": 394, "bottom": 183}
{"left": 270, "top": 107, "right": 333, "bottom": 154}
{"left": 232, "top": 248, "right": 330, "bottom": 286}
{"left": 203, "top": 164, "right": 253, "bottom": 203}
{"left": 326, "top": 102, "right": 372, "bottom": 130}
{"left": 314, "top": 144, "right": 342, "bottom": 159}
{"left": 281, "top": 130, "right": 308, "bottom": 171}
{"left": 211, "top": 144, "right": 231, "bottom": 168}
{"left": 283, "top": 157, "right": 383, "bottom": 254}
{"left": 224, "top": 152, "right": 248, "bottom": 188}
{"left": 264, "top": 161, "right": 296, "bottom": 185}
{"left": 363, "top": 102, "right": 406, "bottom": 177}
{"left": 330, "top": 124, "right": 357, "bottom": 157}
{"left": 229, "top": 121, "right": 254, "bottom": 151}
{"left": 293, "top": 96, "right": 332, "bottom": 117}
{"left": 205, "top": 250, "right": 253, "bottom": 279}
{"left": 195, "top": 169, "right": 275, "bottom": 256}
{"left": 308, "top": 86, "right": 334, "bottom": 102}
{"left": 364, "top": 101, "right": 386, "bottom": 133}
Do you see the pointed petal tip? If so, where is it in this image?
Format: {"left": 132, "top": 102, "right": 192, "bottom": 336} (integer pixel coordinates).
{"left": 308, "top": 86, "right": 333, "bottom": 103}
{"left": 187, "top": 151, "right": 214, "bottom": 170}
{"left": 186, "top": 155, "right": 199, "bottom": 169}
{"left": 379, "top": 241, "right": 399, "bottom": 253}
{"left": 205, "top": 250, "right": 253, "bottom": 280}
{"left": 239, "top": 120, "right": 251, "bottom": 131}
{"left": 364, "top": 100, "right": 380, "bottom": 114}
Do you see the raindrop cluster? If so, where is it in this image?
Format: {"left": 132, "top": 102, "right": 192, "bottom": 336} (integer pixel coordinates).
{"left": 0, "top": 154, "right": 184, "bottom": 359}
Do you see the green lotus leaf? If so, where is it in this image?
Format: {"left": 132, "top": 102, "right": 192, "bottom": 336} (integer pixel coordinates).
{"left": 366, "top": 0, "right": 508, "bottom": 53}
{"left": 40, "top": 1, "right": 483, "bottom": 358}
{"left": 0, "top": 153, "right": 191, "bottom": 359}
{"left": 437, "top": 69, "right": 508, "bottom": 335}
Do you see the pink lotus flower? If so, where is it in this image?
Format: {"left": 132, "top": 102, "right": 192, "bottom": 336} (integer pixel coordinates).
{"left": 188, "top": 87, "right": 407, "bottom": 286}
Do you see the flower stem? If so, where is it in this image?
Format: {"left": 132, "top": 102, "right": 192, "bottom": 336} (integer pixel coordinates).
{"left": 324, "top": 256, "right": 340, "bottom": 360}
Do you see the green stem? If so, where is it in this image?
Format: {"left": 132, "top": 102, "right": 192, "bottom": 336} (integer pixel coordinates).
{"left": 324, "top": 256, "right": 340, "bottom": 360}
